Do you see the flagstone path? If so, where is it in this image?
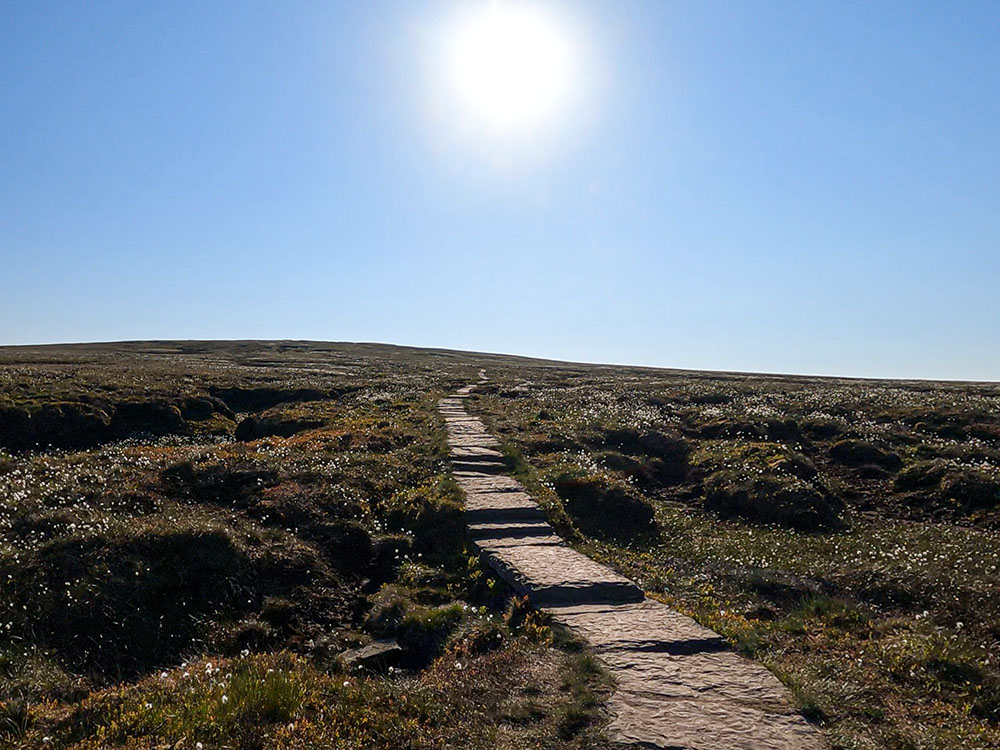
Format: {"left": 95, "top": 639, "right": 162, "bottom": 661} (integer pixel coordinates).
{"left": 441, "top": 381, "right": 828, "bottom": 749}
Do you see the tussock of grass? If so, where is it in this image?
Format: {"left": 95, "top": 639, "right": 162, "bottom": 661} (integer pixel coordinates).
{"left": 553, "top": 471, "right": 657, "bottom": 540}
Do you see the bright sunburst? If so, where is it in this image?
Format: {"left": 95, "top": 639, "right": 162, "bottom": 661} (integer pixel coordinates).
{"left": 447, "top": 3, "right": 575, "bottom": 134}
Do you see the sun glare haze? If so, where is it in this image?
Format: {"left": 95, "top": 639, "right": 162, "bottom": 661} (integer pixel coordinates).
{"left": 443, "top": 2, "right": 578, "bottom": 136}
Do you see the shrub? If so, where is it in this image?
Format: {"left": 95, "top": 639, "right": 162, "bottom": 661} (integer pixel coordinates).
{"left": 0, "top": 403, "right": 116, "bottom": 450}
{"left": 180, "top": 396, "right": 232, "bottom": 421}
{"left": 309, "top": 519, "right": 373, "bottom": 575}
{"left": 696, "top": 418, "right": 800, "bottom": 442}
{"left": 370, "top": 534, "right": 414, "bottom": 584}
{"left": 235, "top": 413, "right": 324, "bottom": 441}
{"left": 801, "top": 419, "right": 845, "bottom": 440}
{"left": 208, "top": 386, "right": 331, "bottom": 412}
{"left": 260, "top": 597, "right": 296, "bottom": 628}
{"left": 5, "top": 528, "right": 251, "bottom": 676}
{"left": 112, "top": 401, "right": 187, "bottom": 437}
{"left": 364, "top": 587, "right": 410, "bottom": 637}
{"left": 0, "top": 406, "right": 32, "bottom": 450}
{"left": 595, "top": 428, "right": 690, "bottom": 483}
{"left": 162, "top": 458, "right": 279, "bottom": 505}
{"left": 451, "top": 620, "right": 508, "bottom": 657}
{"left": 895, "top": 462, "right": 1000, "bottom": 513}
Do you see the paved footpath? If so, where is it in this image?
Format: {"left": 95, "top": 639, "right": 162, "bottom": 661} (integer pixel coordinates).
{"left": 441, "top": 382, "right": 827, "bottom": 750}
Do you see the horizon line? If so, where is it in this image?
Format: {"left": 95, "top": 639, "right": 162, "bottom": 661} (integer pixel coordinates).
{"left": 1, "top": 336, "right": 996, "bottom": 387}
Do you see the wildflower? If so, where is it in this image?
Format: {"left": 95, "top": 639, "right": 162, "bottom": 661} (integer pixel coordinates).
{"left": 160, "top": 671, "right": 168, "bottom": 679}
{"left": 221, "top": 694, "right": 229, "bottom": 704}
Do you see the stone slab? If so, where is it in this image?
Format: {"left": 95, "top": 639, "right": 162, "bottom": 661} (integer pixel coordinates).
{"left": 449, "top": 445, "right": 506, "bottom": 460}
{"left": 453, "top": 473, "right": 527, "bottom": 494}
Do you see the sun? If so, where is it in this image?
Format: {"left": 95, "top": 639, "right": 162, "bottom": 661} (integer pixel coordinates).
{"left": 447, "top": 3, "right": 575, "bottom": 135}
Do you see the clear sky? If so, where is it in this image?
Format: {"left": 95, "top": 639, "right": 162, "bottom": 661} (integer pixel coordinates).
{"left": 2, "top": 1, "right": 998, "bottom": 380}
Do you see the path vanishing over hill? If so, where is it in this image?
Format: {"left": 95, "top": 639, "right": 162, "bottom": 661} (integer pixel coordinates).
{"left": 441, "top": 380, "right": 828, "bottom": 750}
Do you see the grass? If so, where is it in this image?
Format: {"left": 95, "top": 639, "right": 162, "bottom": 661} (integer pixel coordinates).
{"left": 0, "top": 342, "right": 611, "bottom": 749}
{"left": 5, "top": 340, "right": 999, "bottom": 748}
{"left": 470, "top": 365, "right": 1000, "bottom": 749}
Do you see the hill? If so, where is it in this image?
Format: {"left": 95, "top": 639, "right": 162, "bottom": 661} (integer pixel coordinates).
{"left": 1, "top": 341, "right": 998, "bottom": 748}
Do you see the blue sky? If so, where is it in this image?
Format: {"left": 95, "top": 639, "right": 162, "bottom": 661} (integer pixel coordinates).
{"left": 2, "top": 1, "right": 998, "bottom": 380}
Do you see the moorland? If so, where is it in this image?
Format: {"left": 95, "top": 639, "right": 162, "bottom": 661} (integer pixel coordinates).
{"left": 1, "top": 341, "right": 998, "bottom": 749}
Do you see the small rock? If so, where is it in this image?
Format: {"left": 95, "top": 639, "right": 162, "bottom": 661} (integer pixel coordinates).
{"left": 339, "top": 639, "right": 402, "bottom": 674}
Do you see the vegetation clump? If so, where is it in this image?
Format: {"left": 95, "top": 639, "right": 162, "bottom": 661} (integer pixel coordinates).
{"left": 895, "top": 459, "right": 1000, "bottom": 519}
{"left": 3, "top": 526, "right": 254, "bottom": 677}
{"left": 553, "top": 471, "right": 657, "bottom": 539}
{"left": 235, "top": 414, "right": 323, "bottom": 440}
{"left": 593, "top": 427, "right": 691, "bottom": 486}
{"left": 894, "top": 459, "right": 951, "bottom": 491}
{"left": 0, "top": 397, "right": 240, "bottom": 450}
{"left": 703, "top": 470, "right": 843, "bottom": 531}
{"left": 383, "top": 480, "right": 465, "bottom": 563}
{"left": 942, "top": 471, "right": 1000, "bottom": 509}
{"left": 828, "top": 439, "right": 902, "bottom": 471}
